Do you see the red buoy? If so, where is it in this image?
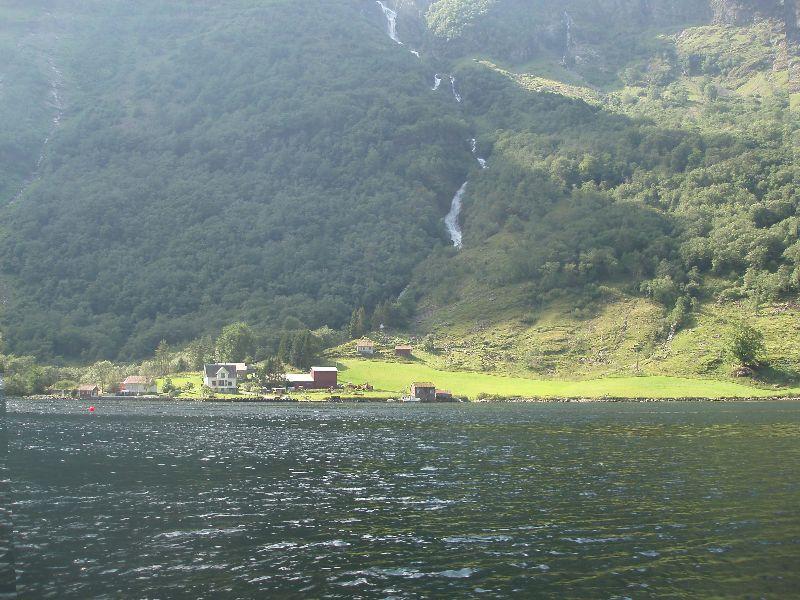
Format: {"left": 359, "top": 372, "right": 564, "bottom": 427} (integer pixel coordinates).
{"left": 89, "top": 406, "right": 96, "bottom": 413}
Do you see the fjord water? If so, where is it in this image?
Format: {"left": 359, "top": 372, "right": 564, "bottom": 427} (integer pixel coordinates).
{"left": 7, "top": 400, "right": 800, "bottom": 598}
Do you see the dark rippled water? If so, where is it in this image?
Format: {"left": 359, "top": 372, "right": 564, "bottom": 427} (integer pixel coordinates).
{"left": 6, "top": 399, "right": 800, "bottom": 598}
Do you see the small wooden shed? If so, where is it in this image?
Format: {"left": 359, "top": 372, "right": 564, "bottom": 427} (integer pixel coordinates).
{"left": 410, "top": 382, "right": 436, "bottom": 402}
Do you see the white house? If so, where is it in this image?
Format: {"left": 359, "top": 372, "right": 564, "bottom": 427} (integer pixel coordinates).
{"left": 203, "top": 364, "right": 239, "bottom": 393}
{"left": 120, "top": 376, "right": 157, "bottom": 395}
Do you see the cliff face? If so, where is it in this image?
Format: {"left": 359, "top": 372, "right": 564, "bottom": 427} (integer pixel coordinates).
{"left": 711, "top": 0, "right": 788, "bottom": 24}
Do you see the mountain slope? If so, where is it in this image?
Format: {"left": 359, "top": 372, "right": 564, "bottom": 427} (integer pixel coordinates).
{"left": 0, "top": 0, "right": 470, "bottom": 360}
{"left": 0, "top": 0, "right": 798, "bottom": 373}
{"left": 408, "top": 0, "right": 800, "bottom": 380}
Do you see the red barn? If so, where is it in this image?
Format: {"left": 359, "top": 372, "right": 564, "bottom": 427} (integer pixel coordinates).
{"left": 395, "top": 345, "right": 412, "bottom": 358}
{"left": 311, "top": 367, "right": 338, "bottom": 388}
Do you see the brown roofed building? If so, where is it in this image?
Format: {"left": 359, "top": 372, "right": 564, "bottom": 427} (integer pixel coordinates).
{"left": 78, "top": 384, "right": 101, "bottom": 398}
{"left": 395, "top": 345, "right": 412, "bottom": 358}
{"left": 410, "top": 382, "right": 436, "bottom": 402}
{"left": 356, "top": 339, "right": 375, "bottom": 356}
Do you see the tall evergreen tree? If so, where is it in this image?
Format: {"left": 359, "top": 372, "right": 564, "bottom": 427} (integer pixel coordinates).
{"left": 154, "top": 340, "right": 171, "bottom": 377}
{"left": 277, "top": 334, "right": 291, "bottom": 364}
{"left": 349, "top": 307, "right": 368, "bottom": 339}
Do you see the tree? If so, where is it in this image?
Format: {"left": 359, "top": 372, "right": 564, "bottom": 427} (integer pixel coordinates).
{"left": 277, "top": 334, "right": 291, "bottom": 364}
{"left": 255, "top": 356, "right": 285, "bottom": 388}
{"left": 289, "top": 331, "right": 320, "bottom": 370}
{"left": 289, "top": 333, "right": 305, "bottom": 368}
{"left": 216, "top": 322, "right": 255, "bottom": 363}
{"left": 3, "top": 373, "right": 30, "bottom": 397}
{"left": 371, "top": 300, "right": 396, "bottom": 331}
{"left": 188, "top": 336, "right": 214, "bottom": 370}
{"left": 161, "top": 377, "right": 176, "bottom": 394}
{"left": 174, "top": 356, "right": 189, "bottom": 373}
{"left": 348, "top": 307, "right": 367, "bottom": 339}
{"left": 727, "top": 322, "right": 766, "bottom": 368}
{"left": 154, "top": 340, "right": 171, "bottom": 377}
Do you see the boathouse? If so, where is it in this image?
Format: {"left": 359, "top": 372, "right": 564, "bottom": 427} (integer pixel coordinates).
{"left": 78, "top": 384, "right": 101, "bottom": 398}
{"left": 410, "top": 382, "right": 436, "bottom": 402}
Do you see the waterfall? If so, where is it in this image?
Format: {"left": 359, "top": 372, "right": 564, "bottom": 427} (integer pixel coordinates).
{"left": 562, "top": 10, "right": 574, "bottom": 63}
{"left": 432, "top": 74, "right": 442, "bottom": 90}
{"left": 11, "top": 56, "right": 64, "bottom": 204}
{"left": 450, "top": 75, "right": 462, "bottom": 103}
{"left": 376, "top": 1, "right": 402, "bottom": 44}
{"left": 470, "top": 138, "right": 487, "bottom": 169}
{"left": 34, "top": 61, "right": 64, "bottom": 170}
{"left": 444, "top": 182, "right": 468, "bottom": 249}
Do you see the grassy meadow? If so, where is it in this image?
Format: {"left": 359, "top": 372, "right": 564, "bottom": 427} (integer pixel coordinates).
{"left": 335, "top": 359, "right": 798, "bottom": 399}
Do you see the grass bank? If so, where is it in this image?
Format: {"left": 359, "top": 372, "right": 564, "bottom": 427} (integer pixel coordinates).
{"left": 336, "top": 359, "right": 798, "bottom": 399}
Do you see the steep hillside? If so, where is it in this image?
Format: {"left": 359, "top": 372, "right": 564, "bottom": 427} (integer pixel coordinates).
{"left": 0, "top": 0, "right": 798, "bottom": 374}
{"left": 0, "top": 0, "right": 470, "bottom": 360}
{"left": 409, "top": 0, "right": 800, "bottom": 380}
{"left": 0, "top": 3, "right": 66, "bottom": 203}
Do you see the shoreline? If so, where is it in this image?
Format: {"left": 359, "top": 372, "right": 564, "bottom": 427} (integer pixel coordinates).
{"left": 13, "top": 394, "right": 800, "bottom": 404}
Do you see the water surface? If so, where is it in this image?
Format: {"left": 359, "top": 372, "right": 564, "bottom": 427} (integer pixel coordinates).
{"left": 7, "top": 400, "right": 800, "bottom": 598}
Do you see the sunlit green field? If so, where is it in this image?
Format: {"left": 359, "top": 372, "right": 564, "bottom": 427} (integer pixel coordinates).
{"left": 336, "top": 359, "right": 797, "bottom": 399}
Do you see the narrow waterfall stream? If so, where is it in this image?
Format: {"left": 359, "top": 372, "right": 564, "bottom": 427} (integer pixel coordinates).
{"left": 444, "top": 182, "right": 468, "bottom": 249}
{"left": 11, "top": 54, "right": 64, "bottom": 205}
{"left": 562, "top": 10, "right": 574, "bottom": 63}
{"left": 471, "top": 138, "right": 487, "bottom": 169}
{"left": 444, "top": 139, "right": 488, "bottom": 249}
{"left": 36, "top": 59, "right": 64, "bottom": 170}
{"left": 372, "top": 4, "right": 485, "bottom": 250}
{"left": 376, "top": 1, "right": 402, "bottom": 44}
{"left": 450, "top": 75, "right": 462, "bottom": 102}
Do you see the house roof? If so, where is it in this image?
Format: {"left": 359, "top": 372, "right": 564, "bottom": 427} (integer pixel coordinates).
{"left": 286, "top": 373, "right": 314, "bottom": 383}
{"left": 412, "top": 382, "right": 435, "bottom": 388}
{"left": 436, "top": 390, "right": 453, "bottom": 396}
{"left": 395, "top": 345, "right": 412, "bottom": 350}
{"left": 311, "top": 367, "right": 338, "bottom": 372}
{"left": 357, "top": 339, "right": 374, "bottom": 346}
{"left": 204, "top": 364, "right": 238, "bottom": 378}
{"left": 78, "top": 384, "right": 99, "bottom": 391}
{"left": 123, "top": 376, "right": 149, "bottom": 385}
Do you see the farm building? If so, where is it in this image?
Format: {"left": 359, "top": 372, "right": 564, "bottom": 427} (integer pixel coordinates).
{"left": 78, "top": 384, "right": 101, "bottom": 398}
{"left": 395, "top": 345, "right": 412, "bottom": 358}
{"left": 231, "top": 363, "right": 251, "bottom": 378}
{"left": 356, "top": 339, "right": 375, "bottom": 356}
{"left": 120, "top": 376, "right": 157, "bottom": 395}
{"left": 410, "top": 382, "right": 436, "bottom": 402}
{"left": 436, "top": 390, "right": 454, "bottom": 401}
{"left": 286, "top": 367, "right": 338, "bottom": 389}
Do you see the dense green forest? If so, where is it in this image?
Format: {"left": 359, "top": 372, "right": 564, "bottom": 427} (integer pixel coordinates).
{"left": 0, "top": 0, "right": 798, "bottom": 365}
{"left": 0, "top": 0, "right": 470, "bottom": 360}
